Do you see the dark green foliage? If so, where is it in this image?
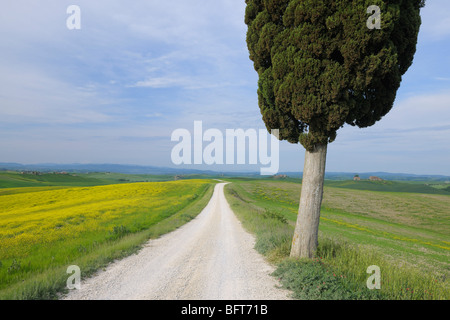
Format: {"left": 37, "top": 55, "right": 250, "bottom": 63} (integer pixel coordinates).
{"left": 7, "top": 259, "right": 22, "bottom": 274}
{"left": 108, "top": 225, "right": 131, "bottom": 240}
{"left": 262, "top": 209, "right": 288, "bottom": 224}
{"left": 245, "top": 0, "right": 424, "bottom": 151}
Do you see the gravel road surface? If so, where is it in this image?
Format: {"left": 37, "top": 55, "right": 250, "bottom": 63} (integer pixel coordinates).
{"left": 62, "top": 183, "right": 291, "bottom": 300}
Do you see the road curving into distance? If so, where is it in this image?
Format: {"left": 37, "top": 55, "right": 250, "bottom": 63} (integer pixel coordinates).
{"left": 62, "top": 183, "right": 291, "bottom": 300}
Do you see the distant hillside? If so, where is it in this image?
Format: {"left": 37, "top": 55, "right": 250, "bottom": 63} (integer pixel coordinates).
{"left": 0, "top": 162, "right": 255, "bottom": 177}
{"left": 326, "top": 172, "right": 450, "bottom": 182}
{"left": 276, "top": 171, "right": 450, "bottom": 182}
{"left": 1, "top": 167, "right": 449, "bottom": 195}
{"left": 0, "top": 170, "right": 173, "bottom": 188}
{"left": 323, "top": 180, "right": 450, "bottom": 195}
{"left": 1, "top": 163, "right": 449, "bottom": 182}
{"left": 0, "top": 163, "right": 196, "bottom": 175}
{"left": 260, "top": 175, "right": 449, "bottom": 195}
{"left": 0, "top": 171, "right": 112, "bottom": 188}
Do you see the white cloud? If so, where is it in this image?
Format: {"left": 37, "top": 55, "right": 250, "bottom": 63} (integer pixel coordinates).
{"left": 132, "top": 77, "right": 189, "bottom": 89}
{"left": 379, "top": 92, "right": 450, "bottom": 131}
{"left": 0, "top": 62, "right": 117, "bottom": 125}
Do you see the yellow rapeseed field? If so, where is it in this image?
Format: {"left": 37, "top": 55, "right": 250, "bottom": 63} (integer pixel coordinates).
{"left": 0, "top": 180, "right": 210, "bottom": 260}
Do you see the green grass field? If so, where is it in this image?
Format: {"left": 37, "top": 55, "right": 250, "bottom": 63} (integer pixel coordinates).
{"left": 324, "top": 179, "right": 450, "bottom": 195}
{"left": 224, "top": 179, "right": 450, "bottom": 300}
{"left": 0, "top": 171, "right": 176, "bottom": 188}
{"left": 0, "top": 178, "right": 215, "bottom": 299}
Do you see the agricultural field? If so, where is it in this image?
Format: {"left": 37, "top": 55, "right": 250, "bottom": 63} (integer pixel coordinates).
{"left": 0, "top": 179, "right": 214, "bottom": 299}
{"left": 0, "top": 171, "right": 175, "bottom": 188}
{"left": 224, "top": 179, "right": 450, "bottom": 300}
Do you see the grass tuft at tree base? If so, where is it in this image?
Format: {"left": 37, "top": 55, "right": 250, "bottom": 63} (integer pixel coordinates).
{"left": 272, "top": 257, "right": 385, "bottom": 300}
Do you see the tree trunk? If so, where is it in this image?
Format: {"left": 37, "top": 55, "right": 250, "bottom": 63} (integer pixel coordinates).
{"left": 290, "top": 143, "right": 328, "bottom": 258}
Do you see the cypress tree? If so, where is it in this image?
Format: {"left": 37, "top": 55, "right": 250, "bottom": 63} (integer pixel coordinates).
{"left": 245, "top": 0, "right": 425, "bottom": 258}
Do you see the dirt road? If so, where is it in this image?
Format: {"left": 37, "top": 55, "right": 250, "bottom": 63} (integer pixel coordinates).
{"left": 62, "top": 183, "right": 291, "bottom": 300}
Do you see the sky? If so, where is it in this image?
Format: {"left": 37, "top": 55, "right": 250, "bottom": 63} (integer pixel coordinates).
{"left": 0, "top": 0, "right": 449, "bottom": 175}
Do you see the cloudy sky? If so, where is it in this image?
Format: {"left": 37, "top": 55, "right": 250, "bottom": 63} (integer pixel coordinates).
{"left": 0, "top": 0, "right": 449, "bottom": 175}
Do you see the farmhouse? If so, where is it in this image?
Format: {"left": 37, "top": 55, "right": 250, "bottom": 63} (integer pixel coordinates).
{"left": 353, "top": 175, "right": 361, "bottom": 181}
{"left": 369, "top": 176, "right": 383, "bottom": 181}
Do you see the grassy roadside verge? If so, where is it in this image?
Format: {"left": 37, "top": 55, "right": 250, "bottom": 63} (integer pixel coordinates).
{"left": 0, "top": 181, "right": 215, "bottom": 300}
{"left": 224, "top": 180, "right": 449, "bottom": 300}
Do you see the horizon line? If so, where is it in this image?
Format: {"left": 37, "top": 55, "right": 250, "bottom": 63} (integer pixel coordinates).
{"left": 1, "top": 162, "right": 449, "bottom": 178}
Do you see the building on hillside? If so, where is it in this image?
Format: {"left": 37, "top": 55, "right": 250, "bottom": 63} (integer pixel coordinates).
{"left": 353, "top": 175, "right": 361, "bottom": 181}
{"left": 369, "top": 176, "right": 383, "bottom": 181}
